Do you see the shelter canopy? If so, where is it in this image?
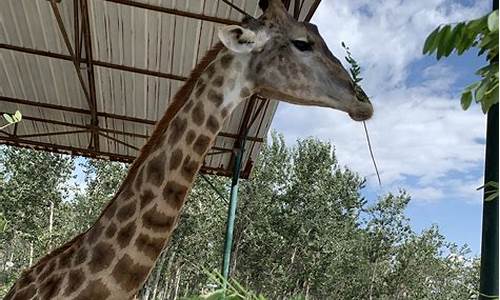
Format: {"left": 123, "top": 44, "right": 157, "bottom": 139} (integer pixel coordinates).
{"left": 0, "top": 0, "right": 320, "bottom": 178}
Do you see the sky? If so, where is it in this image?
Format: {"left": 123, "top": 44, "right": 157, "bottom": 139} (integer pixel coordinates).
{"left": 271, "top": 0, "right": 492, "bottom": 254}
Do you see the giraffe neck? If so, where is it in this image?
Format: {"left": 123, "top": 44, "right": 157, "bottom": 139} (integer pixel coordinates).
{"left": 7, "top": 47, "right": 254, "bottom": 300}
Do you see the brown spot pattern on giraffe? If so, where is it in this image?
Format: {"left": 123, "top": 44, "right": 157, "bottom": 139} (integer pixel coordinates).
{"left": 207, "top": 90, "right": 224, "bottom": 106}
{"left": 89, "top": 242, "right": 115, "bottom": 273}
{"left": 181, "top": 155, "right": 198, "bottom": 181}
{"left": 185, "top": 130, "right": 196, "bottom": 145}
{"left": 146, "top": 151, "right": 167, "bottom": 187}
{"left": 220, "top": 54, "right": 233, "bottom": 69}
{"left": 240, "top": 87, "right": 251, "bottom": 98}
{"left": 135, "top": 234, "right": 165, "bottom": 260}
{"left": 182, "top": 99, "right": 195, "bottom": 113}
{"left": 142, "top": 205, "right": 176, "bottom": 232}
{"left": 205, "top": 64, "right": 216, "bottom": 78}
{"left": 212, "top": 76, "right": 224, "bottom": 87}
{"left": 104, "top": 201, "right": 118, "bottom": 219}
{"left": 116, "top": 201, "right": 137, "bottom": 223}
{"left": 221, "top": 107, "right": 229, "bottom": 118}
{"left": 18, "top": 270, "right": 36, "bottom": 289}
{"left": 111, "top": 254, "right": 149, "bottom": 292}
{"left": 11, "top": 284, "right": 36, "bottom": 300}
{"left": 167, "top": 117, "right": 188, "bottom": 145}
{"left": 193, "top": 135, "right": 211, "bottom": 155}
{"left": 105, "top": 222, "right": 117, "bottom": 238}
{"left": 119, "top": 186, "right": 135, "bottom": 202}
{"left": 38, "top": 260, "right": 56, "bottom": 281}
{"left": 163, "top": 181, "right": 188, "bottom": 210}
{"left": 134, "top": 166, "right": 144, "bottom": 191}
{"left": 192, "top": 101, "right": 205, "bottom": 126}
{"left": 206, "top": 116, "right": 220, "bottom": 134}
{"left": 73, "top": 247, "right": 88, "bottom": 266}
{"left": 169, "top": 149, "right": 183, "bottom": 170}
{"left": 195, "top": 82, "right": 207, "bottom": 98}
{"left": 140, "top": 189, "right": 155, "bottom": 209}
{"left": 86, "top": 222, "right": 104, "bottom": 244}
{"left": 58, "top": 247, "right": 75, "bottom": 269}
{"left": 116, "top": 222, "right": 136, "bottom": 248}
{"left": 39, "top": 274, "right": 62, "bottom": 299}
{"left": 64, "top": 269, "right": 85, "bottom": 296}
{"left": 74, "top": 279, "right": 110, "bottom": 300}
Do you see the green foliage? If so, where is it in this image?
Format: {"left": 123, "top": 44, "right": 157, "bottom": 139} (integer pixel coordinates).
{"left": 183, "top": 271, "right": 267, "bottom": 300}
{"left": 423, "top": 10, "right": 499, "bottom": 113}
{"left": 0, "top": 111, "right": 22, "bottom": 130}
{"left": 0, "top": 147, "right": 75, "bottom": 294}
{"left": 341, "top": 42, "right": 363, "bottom": 83}
{"left": 0, "top": 136, "right": 480, "bottom": 299}
{"left": 478, "top": 181, "right": 499, "bottom": 202}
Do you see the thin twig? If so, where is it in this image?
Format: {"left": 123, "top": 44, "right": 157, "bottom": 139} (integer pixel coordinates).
{"left": 363, "top": 121, "right": 382, "bottom": 186}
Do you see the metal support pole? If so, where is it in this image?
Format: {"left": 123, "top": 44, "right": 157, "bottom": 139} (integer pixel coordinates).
{"left": 479, "top": 103, "right": 499, "bottom": 299}
{"left": 222, "top": 137, "right": 246, "bottom": 287}
{"left": 478, "top": 2, "right": 499, "bottom": 298}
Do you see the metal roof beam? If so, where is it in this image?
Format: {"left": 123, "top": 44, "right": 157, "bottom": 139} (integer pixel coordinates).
{"left": 0, "top": 99, "right": 263, "bottom": 142}
{"left": 80, "top": 0, "right": 100, "bottom": 151}
{"left": 103, "top": 0, "right": 239, "bottom": 25}
{"left": 0, "top": 44, "right": 187, "bottom": 81}
{"left": 0, "top": 137, "right": 239, "bottom": 177}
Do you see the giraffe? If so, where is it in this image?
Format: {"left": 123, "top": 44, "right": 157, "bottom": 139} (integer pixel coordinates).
{"left": 5, "top": 0, "right": 373, "bottom": 299}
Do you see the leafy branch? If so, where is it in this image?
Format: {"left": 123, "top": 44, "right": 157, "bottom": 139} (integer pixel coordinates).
{"left": 423, "top": 10, "right": 499, "bottom": 113}
{"left": 1, "top": 110, "right": 22, "bottom": 130}
{"left": 342, "top": 42, "right": 363, "bottom": 83}
{"left": 341, "top": 41, "right": 381, "bottom": 186}
{"left": 477, "top": 181, "right": 499, "bottom": 202}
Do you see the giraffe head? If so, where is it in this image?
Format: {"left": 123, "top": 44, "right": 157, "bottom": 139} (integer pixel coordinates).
{"left": 218, "top": 0, "right": 373, "bottom": 121}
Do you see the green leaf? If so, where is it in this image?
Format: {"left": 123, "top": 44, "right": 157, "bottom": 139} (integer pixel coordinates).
{"left": 3, "top": 113, "right": 14, "bottom": 124}
{"left": 14, "top": 110, "right": 22, "bottom": 122}
{"left": 436, "top": 25, "right": 452, "bottom": 59}
{"left": 488, "top": 10, "right": 499, "bottom": 32}
{"left": 460, "top": 91, "right": 473, "bottom": 110}
{"left": 457, "top": 31, "right": 476, "bottom": 54}
{"left": 464, "top": 81, "right": 480, "bottom": 92}
{"left": 423, "top": 26, "right": 441, "bottom": 54}
{"left": 475, "top": 79, "right": 489, "bottom": 102}
{"left": 467, "top": 16, "right": 487, "bottom": 35}
{"left": 482, "top": 85, "right": 499, "bottom": 113}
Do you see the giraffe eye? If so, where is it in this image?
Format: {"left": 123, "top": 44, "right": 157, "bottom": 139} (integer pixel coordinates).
{"left": 291, "top": 40, "right": 313, "bottom": 51}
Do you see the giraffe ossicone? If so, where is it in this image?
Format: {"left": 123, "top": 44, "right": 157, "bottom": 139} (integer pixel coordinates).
{"left": 6, "top": 0, "right": 372, "bottom": 299}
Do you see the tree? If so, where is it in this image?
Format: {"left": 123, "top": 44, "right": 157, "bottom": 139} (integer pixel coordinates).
{"left": 0, "top": 147, "right": 74, "bottom": 294}
{"left": 0, "top": 136, "right": 480, "bottom": 299}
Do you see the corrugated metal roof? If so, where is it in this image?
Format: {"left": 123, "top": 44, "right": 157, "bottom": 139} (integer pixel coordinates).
{"left": 0, "top": 0, "right": 320, "bottom": 178}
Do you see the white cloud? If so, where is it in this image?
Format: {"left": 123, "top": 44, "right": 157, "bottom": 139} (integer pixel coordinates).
{"left": 270, "top": 0, "right": 489, "bottom": 203}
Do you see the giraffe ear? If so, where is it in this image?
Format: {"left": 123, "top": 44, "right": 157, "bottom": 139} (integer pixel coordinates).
{"left": 218, "top": 25, "right": 268, "bottom": 53}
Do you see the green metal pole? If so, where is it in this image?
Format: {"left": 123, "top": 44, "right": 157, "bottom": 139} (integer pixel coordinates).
{"left": 222, "top": 141, "right": 245, "bottom": 286}
{"left": 479, "top": 2, "right": 499, "bottom": 296}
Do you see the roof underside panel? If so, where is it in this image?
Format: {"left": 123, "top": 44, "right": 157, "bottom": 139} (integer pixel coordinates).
{"left": 0, "top": 0, "right": 320, "bottom": 178}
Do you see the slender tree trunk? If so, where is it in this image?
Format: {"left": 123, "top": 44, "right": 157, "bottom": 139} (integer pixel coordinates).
{"left": 150, "top": 250, "right": 169, "bottom": 300}
{"left": 48, "top": 201, "right": 54, "bottom": 249}
{"left": 29, "top": 242, "right": 33, "bottom": 266}
{"left": 368, "top": 260, "right": 378, "bottom": 300}
{"left": 173, "top": 266, "right": 182, "bottom": 300}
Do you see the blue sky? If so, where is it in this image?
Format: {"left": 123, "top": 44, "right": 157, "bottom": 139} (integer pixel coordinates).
{"left": 271, "top": 0, "right": 491, "bottom": 254}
